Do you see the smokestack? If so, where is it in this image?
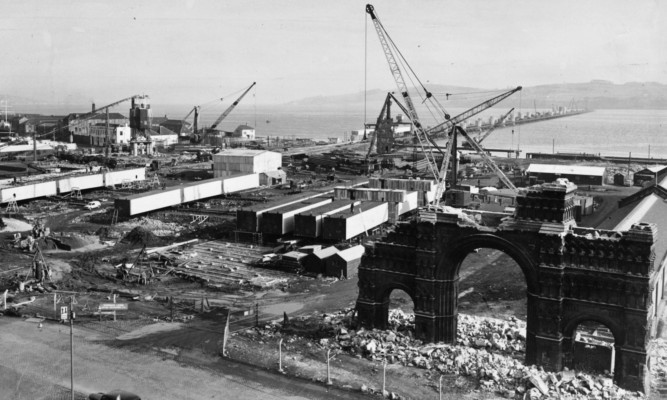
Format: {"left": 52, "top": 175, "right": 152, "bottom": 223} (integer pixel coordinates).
{"left": 92, "top": 103, "right": 96, "bottom": 113}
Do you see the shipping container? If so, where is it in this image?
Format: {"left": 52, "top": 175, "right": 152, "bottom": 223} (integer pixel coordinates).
{"left": 180, "top": 178, "right": 224, "bottom": 203}
{"left": 294, "top": 200, "right": 359, "bottom": 238}
{"left": 104, "top": 167, "right": 146, "bottom": 187}
{"left": 260, "top": 196, "right": 333, "bottom": 235}
{"left": 1, "top": 181, "right": 58, "bottom": 203}
{"left": 322, "top": 201, "right": 388, "bottom": 240}
{"left": 222, "top": 173, "right": 260, "bottom": 194}
{"left": 57, "top": 173, "right": 105, "bottom": 193}
{"left": 115, "top": 187, "right": 182, "bottom": 217}
{"left": 236, "top": 191, "right": 332, "bottom": 232}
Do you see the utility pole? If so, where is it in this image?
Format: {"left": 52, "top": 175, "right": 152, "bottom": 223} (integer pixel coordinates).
{"left": 69, "top": 295, "right": 75, "bottom": 400}
{"left": 33, "top": 129, "right": 37, "bottom": 162}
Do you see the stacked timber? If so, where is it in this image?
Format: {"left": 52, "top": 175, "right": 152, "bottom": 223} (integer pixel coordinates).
{"left": 369, "top": 177, "right": 437, "bottom": 206}
{"left": 279, "top": 251, "right": 307, "bottom": 272}
{"left": 333, "top": 187, "right": 406, "bottom": 202}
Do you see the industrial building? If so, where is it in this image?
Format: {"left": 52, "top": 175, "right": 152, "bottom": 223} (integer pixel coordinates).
{"left": 324, "top": 244, "right": 365, "bottom": 278}
{"left": 526, "top": 164, "right": 607, "bottom": 186}
{"left": 212, "top": 149, "right": 282, "bottom": 178}
{"left": 633, "top": 165, "right": 667, "bottom": 186}
{"left": 302, "top": 246, "right": 339, "bottom": 275}
{"left": 294, "top": 200, "right": 360, "bottom": 238}
{"left": 259, "top": 196, "right": 333, "bottom": 236}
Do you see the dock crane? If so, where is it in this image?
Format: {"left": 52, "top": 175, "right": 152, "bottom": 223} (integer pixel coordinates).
{"left": 366, "top": 3, "right": 520, "bottom": 206}
{"left": 192, "top": 81, "right": 256, "bottom": 144}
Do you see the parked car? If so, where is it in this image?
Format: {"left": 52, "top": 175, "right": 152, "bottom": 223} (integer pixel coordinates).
{"left": 89, "top": 391, "right": 141, "bottom": 400}
{"left": 84, "top": 201, "right": 101, "bottom": 210}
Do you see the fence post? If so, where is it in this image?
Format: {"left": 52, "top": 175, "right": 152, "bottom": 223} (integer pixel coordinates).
{"left": 255, "top": 303, "right": 259, "bottom": 327}
{"left": 278, "top": 338, "right": 284, "bottom": 373}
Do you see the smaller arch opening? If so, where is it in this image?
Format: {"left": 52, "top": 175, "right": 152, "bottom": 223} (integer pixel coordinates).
{"left": 386, "top": 288, "right": 415, "bottom": 335}
{"left": 572, "top": 320, "right": 616, "bottom": 375}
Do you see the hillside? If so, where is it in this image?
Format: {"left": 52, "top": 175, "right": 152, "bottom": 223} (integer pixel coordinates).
{"left": 281, "top": 81, "right": 667, "bottom": 111}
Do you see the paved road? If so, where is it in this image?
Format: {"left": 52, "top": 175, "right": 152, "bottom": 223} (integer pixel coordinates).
{"left": 0, "top": 317, "right": 369, "bottom": 400}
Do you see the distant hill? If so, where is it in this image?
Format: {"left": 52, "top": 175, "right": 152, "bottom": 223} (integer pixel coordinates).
{"left": 280, "top": 81, "right": 667, "bottom": 111}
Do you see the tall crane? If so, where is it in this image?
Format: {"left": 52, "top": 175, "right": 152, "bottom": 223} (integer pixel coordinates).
{"left": 366, "top": 3, "right": 520, "bottom": 206}
{"left": 366, "top": 4, "right": 451, "bottom": 206}
{"left": 193, "top": 82, "right": 256, "bottom": 144}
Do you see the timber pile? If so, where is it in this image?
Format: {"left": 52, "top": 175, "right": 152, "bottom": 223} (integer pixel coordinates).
{"left": 157, "top": 241, "right": 296, "bottom": 288}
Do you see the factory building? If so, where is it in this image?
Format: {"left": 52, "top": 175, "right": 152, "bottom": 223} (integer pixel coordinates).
{"left": 88, "top": 123, "right": 132, "bottom": 146}
{"left": 526, "top": 164, "right": 606, "bottom": 186}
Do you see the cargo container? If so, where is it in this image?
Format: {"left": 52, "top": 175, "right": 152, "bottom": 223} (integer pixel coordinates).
{"left": 260, "top": 196, "right": 333, "bottom": 235}
{"left": 1, "top": 181, "right": 58, "bottom": 203}
{"left": 57, "top": 173, "right": 105, "bottom": 193}
{"left": 104, "top": 168, "right": 146, "bottom": 187}
{"left": 180, "top": 178, "right": 224, "bottom": 203}
{"left": 294, "top": 200, "right": 359, "bottom": 238}
{"left": 115, "top": 187, "right": 182, "bottom": 217}
{"left": 213, "top": 150, "right": 282, "bottom": 177}
{"left": 222, "top": 173, "right": 260, "bottom": 194}
{"left": 236, "top": 192, "right": 332, "bottom": 232}
{"left": 322, "top": 201, "right": 388, "bottom": 240}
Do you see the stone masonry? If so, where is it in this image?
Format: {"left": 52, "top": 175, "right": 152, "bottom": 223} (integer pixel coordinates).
{"left": 356, "top": 179, "right": 663, "bottom": 393}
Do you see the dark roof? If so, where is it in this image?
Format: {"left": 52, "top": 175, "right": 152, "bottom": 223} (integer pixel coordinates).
{"left": 235, "top": 124, "right": 254, "bottom": 131}
{"left": 597, "top": 176, "right": 667, "bottom": 266}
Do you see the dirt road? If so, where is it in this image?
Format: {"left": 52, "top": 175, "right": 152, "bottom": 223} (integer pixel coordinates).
{"left": 0, "top": 317, "right": 370, "bottom": 400}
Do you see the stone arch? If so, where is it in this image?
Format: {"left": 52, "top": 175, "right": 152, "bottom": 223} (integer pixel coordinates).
{"left": 437, "top": 233, "right": 539, "bottom": 294}
{"left": 562, "top": 314, "right": 622, "bottom": 380}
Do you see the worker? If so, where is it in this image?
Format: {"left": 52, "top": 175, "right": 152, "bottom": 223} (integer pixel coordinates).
{"left": 140, "top": 271, "right": 147, "bottom": 285}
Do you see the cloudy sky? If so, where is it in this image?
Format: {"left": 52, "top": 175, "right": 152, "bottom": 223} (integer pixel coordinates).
{"left": 1, "top": 0, "right": 665, "bottom": 107}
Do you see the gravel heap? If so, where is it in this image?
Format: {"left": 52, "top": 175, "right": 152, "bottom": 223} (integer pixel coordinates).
{"left": 245, "top": 309, "right": 649, "bottom": 399}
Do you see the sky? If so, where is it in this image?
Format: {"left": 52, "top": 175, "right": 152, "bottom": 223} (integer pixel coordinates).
{"left": 1, "top": 0, "right": 665, "bottom": 108}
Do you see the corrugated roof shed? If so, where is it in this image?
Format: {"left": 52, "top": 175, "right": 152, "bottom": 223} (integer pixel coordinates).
{"left": 527, "top": 164, "right": 606, "bottom": 176}
{"left": 336, "top": 245, "right": 366, "bottom": 262}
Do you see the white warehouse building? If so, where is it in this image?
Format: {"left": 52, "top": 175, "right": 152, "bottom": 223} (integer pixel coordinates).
{"left": 213, "top": 149, "right": 283, "bottom": 178}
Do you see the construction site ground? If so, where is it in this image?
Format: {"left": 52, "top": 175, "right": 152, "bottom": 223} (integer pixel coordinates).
{"left": 1, "top": 153, "right": 665, "bottom": 399}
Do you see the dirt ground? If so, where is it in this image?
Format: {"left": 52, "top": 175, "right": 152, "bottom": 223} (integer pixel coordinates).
{"left": 0, "top": 155, "right": 664, "bottom": 399}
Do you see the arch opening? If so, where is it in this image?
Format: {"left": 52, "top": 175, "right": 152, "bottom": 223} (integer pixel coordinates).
{"left": 455, "top": 246, "right": 528, "bottom": 356}
{"left": 384, "top": 288, "right": 415, "bottom": 334}
{"left": 570, "top": 320, "right": 617, "bottom": 375}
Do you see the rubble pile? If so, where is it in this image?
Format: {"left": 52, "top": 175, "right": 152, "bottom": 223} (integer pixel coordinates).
{"left": 117, "top": 217, "right": 184, "bottom": 237}
{"left": 246, "top": 309, "right": 647, "bottom": 399}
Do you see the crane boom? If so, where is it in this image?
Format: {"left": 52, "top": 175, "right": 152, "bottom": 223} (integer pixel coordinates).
{"left": 475, "top": 107, "right": 514, "bottom": 145}
{"left": 210, "top": 82, "right": 256, "bottom": 130}
{"left": 366, "top": 4, "right": 443, "bottom": 187}
{"left": 456, "top": 126, "right": 517, "bottom": 192}
{"left": 427, "top": 87, "right": 522, "bottom": 137}
{"left": 36, "top": 95, "right": 139, "bottom": 139}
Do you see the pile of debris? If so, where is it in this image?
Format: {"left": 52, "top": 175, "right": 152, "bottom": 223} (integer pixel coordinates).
{"left": 116, "top": 217, "right": 184, "bottom": 237}
{"left": 121, "top": 226, "right": 161, "bottom": 246}
{"left": 245, "top": 309, "right": 647, "bottom": 399}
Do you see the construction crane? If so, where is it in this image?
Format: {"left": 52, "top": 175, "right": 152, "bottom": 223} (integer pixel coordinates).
{"left": 36, "top": 95, "right": 139, "bottom": 141}
{"left": 192, "top": 82, "right": 256, "bottom": 144}
{"left": 365, "top": 93, "right": 393, "bottom": 160}
{"left": 366, "top": 4, "right": 451, "bottom": 206}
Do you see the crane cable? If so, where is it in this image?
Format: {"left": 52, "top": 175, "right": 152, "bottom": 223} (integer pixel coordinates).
{"left": 372, "top": 7, "right": 450, "bottom": 121}
{"left": 364, "top": 9, "right": 368, "bottom": 141}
